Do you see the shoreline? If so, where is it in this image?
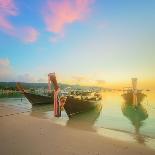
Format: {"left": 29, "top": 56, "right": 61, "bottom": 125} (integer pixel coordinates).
{"left": 0, "top": 105, "right": 155, "bottom": 155}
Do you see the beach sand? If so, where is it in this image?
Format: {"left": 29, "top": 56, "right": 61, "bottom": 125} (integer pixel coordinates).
{"left": 0, "top": 105, "right": 155, "bottom": 155}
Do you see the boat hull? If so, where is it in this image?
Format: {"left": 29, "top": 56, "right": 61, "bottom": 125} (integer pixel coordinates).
{"left": 64, "top": 96, "right": 101, "bottom": 117}
{"left": 122, "top": 92, "right": 146, "bottom": 104}
{"left": 24, "top": 92, "right": 53, "bottom": 105}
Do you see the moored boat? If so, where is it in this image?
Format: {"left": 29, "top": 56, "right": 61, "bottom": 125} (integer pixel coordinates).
{"left": 122, "top": 88, "right": 146, "bottom": 104}
{"left": 64, "top": 96, "right": 101, "bottom": 117}
{"left": 23, "top": 92, "right": 53, "bottom": 105}
{"left": 16, "top": 83, "right": 54, "bottom": 105}
{"left": 121, "top": 78, "right": 146, "bottom": 105}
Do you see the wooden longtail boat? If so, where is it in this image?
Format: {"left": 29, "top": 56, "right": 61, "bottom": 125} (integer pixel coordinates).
{"left": 23, "top": 92, "right": 53, "bottom": 105}
{"left": 121, "top": 78, "right": 146, "bottom": 104}
{"left": 122, "top": 90, "right": 146, "bottom": 104}
{"left": 64, "top": 95, "right": 102, "bottom": 117}
{"left": 16, "top": 83, "right": 54, "bottom": 105}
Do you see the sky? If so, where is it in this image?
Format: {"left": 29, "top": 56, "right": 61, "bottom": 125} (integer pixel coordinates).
{"left": 0, "top": 0, "right": 155, "bottom": 89}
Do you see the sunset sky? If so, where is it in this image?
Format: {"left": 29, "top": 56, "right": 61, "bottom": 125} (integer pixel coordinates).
{"left": 0, "top": 0, "right": 154, "bottom": 89}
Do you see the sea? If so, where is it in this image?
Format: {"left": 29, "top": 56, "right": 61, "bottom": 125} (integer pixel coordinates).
{"left": 0, "top": 91, "right": 155, "bottom": 150}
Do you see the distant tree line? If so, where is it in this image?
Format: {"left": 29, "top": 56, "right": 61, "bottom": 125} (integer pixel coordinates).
{"left": 0, "top": 82, "right": 101, "bottom": 91}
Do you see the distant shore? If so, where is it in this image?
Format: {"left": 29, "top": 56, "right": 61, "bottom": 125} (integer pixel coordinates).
{"left": 0, "top": 105, "right": 155, "bottom": 155}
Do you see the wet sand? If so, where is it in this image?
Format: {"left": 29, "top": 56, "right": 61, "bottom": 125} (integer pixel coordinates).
{"left": 0, "top": 105, "right": 155, "bottom": 155}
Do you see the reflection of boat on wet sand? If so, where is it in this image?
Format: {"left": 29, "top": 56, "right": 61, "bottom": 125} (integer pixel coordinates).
{"left": 122, "top": 103, "right": 148, "bottom": 144}
{"left": 30, "top": 104, "right": 53, "bottom": 118}
{"left": 66, "top": 104, "right": 102, "bottom": 131}
{"left": 122, "top": 78, "right": 146, "bottom": 104}
{"left": 16, "top": 83, "right": 54, "bottom": 105}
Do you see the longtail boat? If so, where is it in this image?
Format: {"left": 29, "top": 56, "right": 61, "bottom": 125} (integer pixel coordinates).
{"left": 122, "top": 89, "right": 146, "bottom": 104}
{"left": 64, "top": 94, "right": 102, "bottom": 117}
{"left": 16, "top": 83, "right": 54, "bottom": 105}
{"left": 23, "top": 92, "right": 53, "bottom": 105}
{"left": 121, "top": 78, "right": 146, "bottom": 104}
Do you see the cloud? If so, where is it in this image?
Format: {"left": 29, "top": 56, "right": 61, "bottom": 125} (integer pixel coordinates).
{"left": 0, "top": 0, "right": 17, "bottom": 16}
{"left": 18, "top": 27, "right": 39, "bottom": 43}
{"left": 0, "top": 58, "right": 13, "bottom": 81}
{"left": 50, "top": 32, "right": 64, "bottom": 43}
{"left": 16, "top": 73, "right": 36, "bottom": 83}
{"left": 0, "top": 0, "right": 39, "bottom": 43}
{"left": 0, "top": 0, "right": 17, "bottom": 33}
{"left": 0, "top": 58, "right": 38, "bottom": 82}
{"left": 97, "top": 21, "right": 109, "bottom": 30}
{"left": 43, "top": 0, "right": 94, "bottom": 41}
{"left": 37, "top": 77, "right": 47, "bottom": 83}
{"left": 72, "top": 75, "right": 87, "bottom": 83}
{"left": 71, "top": 75, "right": 96, "bottom": 85}
{"left": 96, "top": 80, "right": 105, "bottom": 86}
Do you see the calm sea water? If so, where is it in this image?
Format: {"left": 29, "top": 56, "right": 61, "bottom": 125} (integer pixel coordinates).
{"left": 0, "top": 91, "right": 155, "bottom": 149}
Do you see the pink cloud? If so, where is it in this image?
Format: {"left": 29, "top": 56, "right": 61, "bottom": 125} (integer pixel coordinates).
{"left": 0, "top": 0, "right": 18, "bottom": 16}
{"left": 0, "top": 16, "right": 14, "bottom": 32}
{"left": 0, "top": 0, "right": 17, "bottom": 33}
{"left": 0, "top": 0, "right": 39, "bottom": 43}
{"left": 44, "top": 0, "right": 94, "bottom": 39}
{"left": 18, "top": 27, "right": 39, "bottom": 43}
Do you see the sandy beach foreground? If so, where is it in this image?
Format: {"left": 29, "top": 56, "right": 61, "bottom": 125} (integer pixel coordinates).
{"left": 0, "top": 106, "right": 155, "bottom": 155}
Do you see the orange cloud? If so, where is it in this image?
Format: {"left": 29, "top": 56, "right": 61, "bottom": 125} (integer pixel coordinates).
{"left": 72, "top": 75, "right": 87, "bottom": 83}
{"left": 44, "top": 0, "right": 94, "bottom": 40}
{"left": 0, "top": 0, "right": 38, "bottom": 43}
{"left": 96, "top": 80, "right": 106, "bottom": 87}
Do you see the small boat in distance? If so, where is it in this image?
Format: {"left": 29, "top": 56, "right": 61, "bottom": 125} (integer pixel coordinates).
{"left": 122, "top": 78, "right": 146, "bottom": 104}
{"left": 122, "top": 87, "right": 146, "bottom": 104}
